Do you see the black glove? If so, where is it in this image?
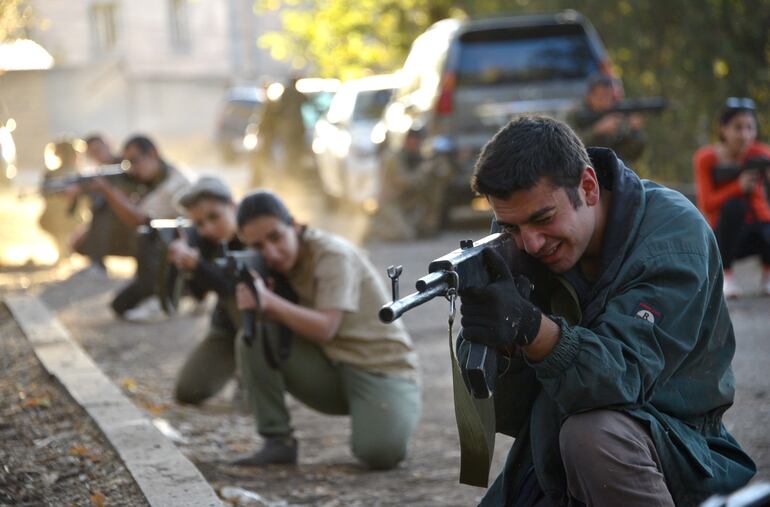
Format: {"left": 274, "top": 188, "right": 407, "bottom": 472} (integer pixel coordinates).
{"left": 459, "top": 248, "right": 542, "bottom": 348}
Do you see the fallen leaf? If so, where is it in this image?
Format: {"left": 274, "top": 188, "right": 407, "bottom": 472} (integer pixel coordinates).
{"left": 90, "top": 491, "right": 106, "bottom": 507}
{"left": 23, "top": 396, "right": 52, "bottom": 408}
{"left": 69, "top": 444, "right": 90, "bottom": 457}
{"left": 120, "top": 378, "right": 138, "bottom": 393}
{"left": 137, "top": 399, "right": 168, "bottom": 415}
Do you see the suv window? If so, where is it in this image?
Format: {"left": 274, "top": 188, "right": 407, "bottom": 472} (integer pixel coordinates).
{"left": 456, "top": 25, "right": 598, "bottom": 86}
{"left": 352, "top": 89, "right": 392, "bottom": 121}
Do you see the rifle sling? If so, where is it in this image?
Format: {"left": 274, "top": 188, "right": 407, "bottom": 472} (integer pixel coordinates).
{"left": 449, "top": 314, "right": 496, "bottom": 488}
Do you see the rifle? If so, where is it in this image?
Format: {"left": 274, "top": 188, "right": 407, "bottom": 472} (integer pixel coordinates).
{"left": 712, "top": 157, "right": 770, "bottom": 185}
{"left": 572, "top": 96, "right": 668, "bottom": 126}
{"left": 40, "top": 164, "right": 127, "bottom": 195}
{"left": 137, "top": 217, "right": 195, "bottom": 315}
{"left": 213, "top": 245, "right": 265, "bottom": 347}
{"left": 379, "top": 232, "right": 536, "bottom": 399}
{"left": 212, "top": 246, "right": 296, "bottom": 367}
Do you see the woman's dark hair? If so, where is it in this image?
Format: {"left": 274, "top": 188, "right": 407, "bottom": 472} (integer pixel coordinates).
{"left": 717, "top": 98, "right": 759, "bottom": 141}
{"left": 237, "top": 190, "right": 294, "bottom": 228}
{"left": 472, "top": 116, "right": 589, "bottom": 208}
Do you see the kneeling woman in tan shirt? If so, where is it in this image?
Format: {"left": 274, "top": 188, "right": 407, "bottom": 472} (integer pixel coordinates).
{"left": 231, "top": 190, "right": 421, "bottom": 470}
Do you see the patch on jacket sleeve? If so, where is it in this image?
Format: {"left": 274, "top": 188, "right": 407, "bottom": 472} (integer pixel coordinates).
{"left": 634, "top": 302, "right": 661, "bottom": 324}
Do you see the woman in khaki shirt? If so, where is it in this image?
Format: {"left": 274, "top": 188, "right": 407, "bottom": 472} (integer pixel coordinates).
{"left": 231, "top": 190, "right": 421, "bottom": 470}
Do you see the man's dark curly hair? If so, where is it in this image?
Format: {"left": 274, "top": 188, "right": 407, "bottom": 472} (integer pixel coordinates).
{"left": 471, "top": 116, "right": 590, "bottom": 208}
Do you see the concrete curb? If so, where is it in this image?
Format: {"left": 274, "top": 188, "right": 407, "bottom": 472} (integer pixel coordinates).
{"left": 4, "top": 294, "right": 224, "bottom": 507}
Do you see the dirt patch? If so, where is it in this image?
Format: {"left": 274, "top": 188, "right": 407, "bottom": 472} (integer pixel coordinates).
{"left": 0, "top": 304, "right": 149, "bottom": 507}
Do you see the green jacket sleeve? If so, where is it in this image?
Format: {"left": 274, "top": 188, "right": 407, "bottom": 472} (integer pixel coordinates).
{"left": 529, "top": 247, "right": 712, "bottom": 415}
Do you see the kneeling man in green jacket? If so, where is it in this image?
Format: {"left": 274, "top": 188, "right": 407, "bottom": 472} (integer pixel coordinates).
{"left": 458, "top": 116, "right": 755, "bottom": 506}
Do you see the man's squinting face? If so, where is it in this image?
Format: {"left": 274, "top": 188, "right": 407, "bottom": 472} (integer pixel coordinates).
{"left": 491, "top": 176, "right": 598, "bottom": 274}
{"left": 239, "top": 216, "right": 300, "bottom": 274}
{"left": 187, "top": 199, "right": 237, "bottom": 243}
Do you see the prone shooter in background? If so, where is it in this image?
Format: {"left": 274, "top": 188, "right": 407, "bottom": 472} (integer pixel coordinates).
{"left": 568, "top": 73, "right": 666, "bottom": 164}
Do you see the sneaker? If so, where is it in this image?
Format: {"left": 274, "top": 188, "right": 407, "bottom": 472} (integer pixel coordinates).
{"left": 723, "top": 272, "right": 740, "bottom": 299}
{"left": 122, "top": 298, "right": 165, "bottom": 322}
{"left": 228, "top": 436, "right": 298, "bottom": 467}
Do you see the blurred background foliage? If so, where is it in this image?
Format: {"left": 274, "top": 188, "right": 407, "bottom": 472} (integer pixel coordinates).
{"left": 0, "top": 0, "right": 32, "bottom": 43}
{"left": 256, "top": 0, "right": 770, "bottom": 182}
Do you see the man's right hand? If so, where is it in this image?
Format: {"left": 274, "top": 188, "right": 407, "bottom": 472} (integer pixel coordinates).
{"left": 459, "top": 249, "right": 542, "bottom": 349}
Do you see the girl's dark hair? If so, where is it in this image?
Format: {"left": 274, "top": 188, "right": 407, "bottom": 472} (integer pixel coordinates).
{"left": 717, "top": 99, "right": 759, "bottom": 141}
{"left": 719, "top": 108, "right": 757, "bottom": 127}
{"left": 237, "top": 190, "right": 294, "bottom": 228}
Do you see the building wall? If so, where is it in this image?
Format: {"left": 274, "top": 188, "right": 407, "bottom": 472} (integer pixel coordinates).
{"left": 7, "top": 0, "right": 291, "bottom": 169}
{"left": 122, "top": 0, "right": 230, "bottom": 78}
{"left": 27, "top": 1, "right": 92, "bottom": 68}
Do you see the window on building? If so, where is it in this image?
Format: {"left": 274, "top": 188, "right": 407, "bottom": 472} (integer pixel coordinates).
{"left": 90, "top": 3, "right": 119, "bottom": 55}
{"left": 169, "top": 0, "right": 191, "bottom": 53}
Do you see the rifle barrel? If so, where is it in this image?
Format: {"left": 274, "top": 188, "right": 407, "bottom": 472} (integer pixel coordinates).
{"left": 379, "top": 282, "right": 448, "bottom": 323}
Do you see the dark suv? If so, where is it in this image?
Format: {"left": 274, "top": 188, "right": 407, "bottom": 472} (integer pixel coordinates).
{"left": 379, "top": 11, "right": 612, "bottom": 231}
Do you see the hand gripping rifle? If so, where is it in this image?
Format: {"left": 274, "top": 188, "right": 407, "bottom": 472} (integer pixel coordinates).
{"left": 712, "top": 156, "right": 770, "bottom": 185}
{"left": 137, "top": 217, "right": 195, "bottom": 315}
{"left": 214, "top": 244, "right": 264, "bottom": 346}
{"left": 379, "top": 232, "right": 519, "bottom": 399}
{"left": 213, "top": 246, "right": 294, "bottom": 368}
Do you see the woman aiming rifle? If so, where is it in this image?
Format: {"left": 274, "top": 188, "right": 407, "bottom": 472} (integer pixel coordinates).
{"left": 231, "top": 190, "right": 421, "bottom": 470}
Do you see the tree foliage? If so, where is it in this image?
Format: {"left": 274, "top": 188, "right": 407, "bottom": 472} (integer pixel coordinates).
{"left": 255, "top": 0, "right": 464, "bottom": 80}
{"left": 0, "top": 0, "right": 32, "bottom": 43}
{"left": 258, "top": 0, "right": 770, "bottom": 180}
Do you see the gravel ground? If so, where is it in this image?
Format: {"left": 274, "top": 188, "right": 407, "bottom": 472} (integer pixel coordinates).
{"left": 0, "top": 303, "right": 149, "bottom": 507}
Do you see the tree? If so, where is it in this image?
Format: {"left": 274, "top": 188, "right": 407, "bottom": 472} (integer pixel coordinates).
{"left": 0, "top": 0, "right": 32, "bottom": 43}
{"left": 255, "top": 0, "right": 464, "bottom": 79}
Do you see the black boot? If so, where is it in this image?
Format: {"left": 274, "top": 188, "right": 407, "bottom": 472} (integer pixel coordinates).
{"left": 228, "top": 436, "right": 298, "bottom": 466}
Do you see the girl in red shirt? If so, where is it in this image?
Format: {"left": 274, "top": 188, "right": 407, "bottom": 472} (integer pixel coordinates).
{"left": 693, "top": 97, "right": 770, "bottom": 297}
